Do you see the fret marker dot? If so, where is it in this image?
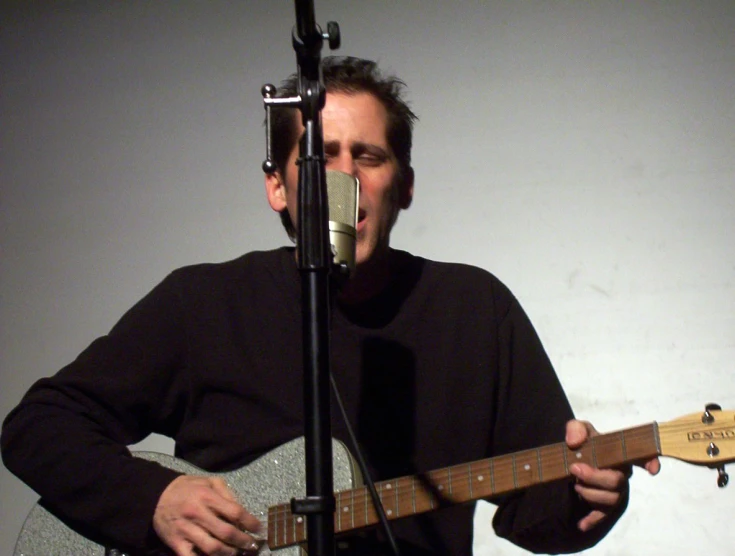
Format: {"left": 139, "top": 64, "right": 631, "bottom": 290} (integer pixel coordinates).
{"left": 387, "top": 509, "right": 392, "bottom": 516}
{"left": 524, "top": 464, "right": 530, "bottom": 471}
{"left": 297, "top": 517, "right": 304, "bottom": 523}
{"left": 343, "top": 506, "right": 349, "bottom": 513}
{"left": 576, "top": 452, "right": 582, "bottom": 459}
{"left": 477, "top": 475, "right": 484, "bottom": 481}
{"left": 437, "top": 485, "right": 444, "bottom": 491}
{"left": 386, "top": 483, "right": 392, "bottom": 489}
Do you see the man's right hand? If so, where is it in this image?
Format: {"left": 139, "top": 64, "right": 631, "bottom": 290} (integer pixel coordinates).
{"left": 153, "top": 475, "right": 264, "bottom": 556}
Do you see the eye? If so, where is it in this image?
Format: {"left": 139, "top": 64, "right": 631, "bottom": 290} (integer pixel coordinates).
{"left": 355, "top": 148, "right": 387, "bottom": 167}
{"left": 357, "top": 153, "right": 382, "bottom": 165}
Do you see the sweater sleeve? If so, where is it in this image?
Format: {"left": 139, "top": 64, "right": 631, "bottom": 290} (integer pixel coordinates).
{"left": 1, "top": 271, "right": 192, "bottom": 552}
{"left": 489, "top": 292, "right": 626, "bottom": 554}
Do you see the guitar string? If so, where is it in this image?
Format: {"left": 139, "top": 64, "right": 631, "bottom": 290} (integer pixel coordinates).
{"left": 267, "top": 426, "right": 659, "bottom": 522}
{"left": 267, "top": 418, "right": 735, "bottom": 547}
{"left": 267, "top": 426, "right": 659, "bottom": 539}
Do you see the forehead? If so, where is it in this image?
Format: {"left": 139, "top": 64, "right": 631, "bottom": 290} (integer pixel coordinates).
{"left": 292, "top": 91, "right": 390, "bottom": 145}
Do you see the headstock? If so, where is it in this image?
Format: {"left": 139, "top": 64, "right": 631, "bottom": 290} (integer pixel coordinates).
{"left": 657, "top": 404, "right": 734, "bottom": 487}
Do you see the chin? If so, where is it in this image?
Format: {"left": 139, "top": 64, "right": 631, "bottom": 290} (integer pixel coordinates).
{"left": 353, "top": 243, "right": 372, "bottom": 268}
{"left": 354, "top": 240, "right": 390, "bottom": 269}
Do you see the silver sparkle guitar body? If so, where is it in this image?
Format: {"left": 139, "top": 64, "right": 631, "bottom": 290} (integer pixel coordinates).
{"left": 14, "top": 437, "right": 358, "bottom": 556}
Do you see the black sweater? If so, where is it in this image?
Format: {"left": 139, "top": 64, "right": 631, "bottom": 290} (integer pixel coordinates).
{"left": 2, "top": 248, "right": 615, "bottom": 554}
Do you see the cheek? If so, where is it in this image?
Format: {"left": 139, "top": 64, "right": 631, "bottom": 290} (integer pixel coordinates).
{"left": 284, "top": 168, "right": 299, "bottom": 208}
{"left": 375, "top": 178, "right": 401, "bottom": 219}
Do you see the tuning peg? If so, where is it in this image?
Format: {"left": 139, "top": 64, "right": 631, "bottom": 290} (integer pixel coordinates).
{"left": 716, "top": 465, "right": 729, "bottom": 488}
{"left": 702, "top": 403, "right": 722, "bottom": 424}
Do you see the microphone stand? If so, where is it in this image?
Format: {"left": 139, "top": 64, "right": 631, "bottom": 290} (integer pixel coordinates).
{"left": 263, "top": 2, "right": 341, "bottom": 554}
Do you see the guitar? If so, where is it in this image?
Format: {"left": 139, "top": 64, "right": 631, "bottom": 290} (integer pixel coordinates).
{"left": 14, "top": 406, "right": 734, "bottom": 555}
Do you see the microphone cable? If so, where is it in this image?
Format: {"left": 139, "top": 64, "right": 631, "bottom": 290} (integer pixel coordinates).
{"left": 330, "top": 373, "right": 403, "bottom": 556}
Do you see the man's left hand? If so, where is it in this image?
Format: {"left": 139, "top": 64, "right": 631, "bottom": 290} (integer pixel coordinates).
{"left": 565, "top": 419, "right": 661, "bottom": 532}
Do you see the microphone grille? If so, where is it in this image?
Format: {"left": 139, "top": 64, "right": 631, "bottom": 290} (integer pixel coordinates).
{"left": 326, "top": 171, "right": 358, "bottom": 227}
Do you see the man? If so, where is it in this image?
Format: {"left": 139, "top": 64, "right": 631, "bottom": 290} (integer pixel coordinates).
{"left": 2, "top": 57, "right": 658, "bottom": 555}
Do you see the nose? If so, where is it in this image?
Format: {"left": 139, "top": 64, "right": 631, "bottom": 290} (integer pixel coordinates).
{"left": 327, "top": 153, "right": 357, "bottom": 177}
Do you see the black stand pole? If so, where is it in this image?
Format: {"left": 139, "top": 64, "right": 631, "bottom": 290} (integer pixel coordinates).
{"left": 261, "top": 4, "right": 341, "bottom": 553}
{"left": 288, "top": 2, "right": 341, "bottom": 555}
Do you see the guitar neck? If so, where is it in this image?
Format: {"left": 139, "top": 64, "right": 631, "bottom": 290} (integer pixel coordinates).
{"left": 266, "top": 422, "right": 660, "bottom": 549}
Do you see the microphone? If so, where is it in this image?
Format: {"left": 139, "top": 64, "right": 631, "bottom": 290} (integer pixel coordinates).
{"left": 326, "top": 170, "right": 359, "bottom": 279}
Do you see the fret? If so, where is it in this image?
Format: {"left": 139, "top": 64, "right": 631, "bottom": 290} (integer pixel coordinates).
{"left": 591, "top": 436, "right": 598, "bottom": 468}
{"left": 282, "top": 509, "right": 287, "bottom": 547}
{"left": 351, "top": 485, "right": 355, "bottom": 530}
{"left": 621, "top": 430, "right": 628, "bottom": 461}
{"left": 364, "top": 485, "right": 368, "bottom": 526}
{"left": 290, "top": 510, "right": 295, "bottom": 545}
{"left": 375, "top": 483, "right": 385, "bottom": 518}
{"left": 411, "top": 476, "right": 417, "bottom": 514}
{"left": 511, "top": 454, "right": 518, "bottom": 489}
{"left": 269, "top": 506, "right": 277, "bottom": 550}
{"left": 447, "top": 466, "right": 453, "bottom": 495}
{"left": 336, "top": 490, "right": 342, "bottom": 532}
{"left": 271, "top": 507, "right": 275, "bottom": 548}
{"left": 562, "top": 441, "right": 569, "bottom": 474}
{"left": 394, "top": 479, "right": 400, "bottom": 517}
{"left": 490, "top": 457, "right": 495, "bottom": 495}
{"left": 467, "top": 462, "right": 473, "bottom": 498}
{"left": 653, "top": 422, "right": 661, "bottom": 455}
{"left": 536, "top": 448, "right": 543, "bottom": 482}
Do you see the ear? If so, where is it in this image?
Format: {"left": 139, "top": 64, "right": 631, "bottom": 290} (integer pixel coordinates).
{"left": 398, "top": 166, "right": 414, "bottom": 210}
{"left": 265, "top": 170, "right": 287, "bottom": 212}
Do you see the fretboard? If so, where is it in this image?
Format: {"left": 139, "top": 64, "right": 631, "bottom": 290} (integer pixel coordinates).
{"left": 266, "top": 423, "right": 660, "bottom": 549}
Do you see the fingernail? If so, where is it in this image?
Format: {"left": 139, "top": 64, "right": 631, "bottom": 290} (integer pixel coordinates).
{"left": 570, "top": 464, "right": 580, "bottom": 476}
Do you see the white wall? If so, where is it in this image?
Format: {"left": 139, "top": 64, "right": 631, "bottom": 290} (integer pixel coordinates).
{"left": 1, "top": 1, "right": 733, "bottom": 554}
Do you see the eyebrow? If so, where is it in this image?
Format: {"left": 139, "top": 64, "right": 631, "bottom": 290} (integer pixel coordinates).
{"left": 324, "top": 140, "right": 389, "bottom": 157}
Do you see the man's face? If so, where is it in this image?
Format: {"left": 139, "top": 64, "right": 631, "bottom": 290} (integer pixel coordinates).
{"left": 265, "top": 91, "right": 413, "bottom": 267}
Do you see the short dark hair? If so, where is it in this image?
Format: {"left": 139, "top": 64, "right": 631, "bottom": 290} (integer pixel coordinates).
{"left": 269, "top": 56, "right": 417, "bottom": 239}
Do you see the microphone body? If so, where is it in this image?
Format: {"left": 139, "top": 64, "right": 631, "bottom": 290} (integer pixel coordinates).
{"left": 326, "top": 170, "right": 359, "bottom": 277}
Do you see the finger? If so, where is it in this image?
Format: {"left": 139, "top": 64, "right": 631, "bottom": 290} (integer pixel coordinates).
{"left": 185, "top": 501, "right": 257, "bottom": 552}
{"left": 571, "top": 464, "right": 628, "bottom": 491}
{"left": 577, "top": 509, "right": 607, "bottom": 532}
{"left": 209, "top": 477, "right": 238, "bottom": 502}
{"left": 164, "top": 521, "right": 231, "bottom": 556}
{"left": 187, "top": 522, "right": 245, "bottom": 556}
{"left": 643, "top": 457, "right": 661, "bottom": 475}
{"left": 207, "top": 516, "right": 259, "bottom": 551}
{"left": 168, "top": 489, "right": 255, "bottom": 552}
{"left": 209, "top": 479, "right": 263, "bottom": 534}
{"left": 565, "top": 420, "right": 597, "bottom": 448}
{"left": 167, "top": 536, "right": 196, "bottom": 556}
{"left": 574, "top": 482, "right": 623, "bottom": 507}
